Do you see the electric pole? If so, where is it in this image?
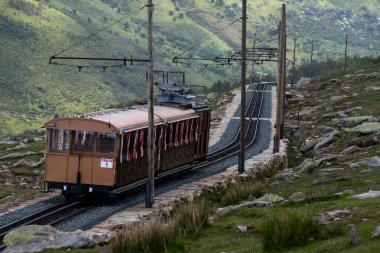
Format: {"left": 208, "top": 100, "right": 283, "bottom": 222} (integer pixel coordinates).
{"left": 274, "top": 4, "right": 286, "bottom": 153}
{"left": 251, "top": 33, "right": 256, "bottom": 83}
{"left": 291, "top": 38, "right": 296, "bottom": 86}
{"left": 146, "top": 0, "right": 154, "bottom": 208}
{"left": 309, "top": 40, "right": 314, "bottom": 77}
{"left": 238, "top": 0, "right": 247, "bottom": 174}
{"left": 344, "top": 33, "right": 348, "bottom": 71}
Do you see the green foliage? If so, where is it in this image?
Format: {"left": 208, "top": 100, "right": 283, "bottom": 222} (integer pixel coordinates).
{"left": 261, "top": 210, "right": 320, "bottom": 251}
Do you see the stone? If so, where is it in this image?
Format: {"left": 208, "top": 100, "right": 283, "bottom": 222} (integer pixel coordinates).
{"left": 297, "top": 156, "right": 336, "bottom": 174}
{"left": 360, "top": 168, "right": 372, "bottom": 173}
{"left": 345, "top": 122, "right": 380, "bottom": 135}
{"left": 351, "top": 190, "right": 380, "bottom": 200}
{"left": 296, "top": 77, "right": 311, "bottom": 87}
{"left": 338, "top": 116, "right": 377, "bottom": 128}
{"left": 3, "top": 225, "right": 92, "bottom": 253}
{"left": 330, "top": 95, "right": 347, "bottom": 103}
{"left": 32, "top": 137, "right": 43, "bottom": 142}
{"left": 289, "top": 192, "right": 306, "bottom": 201}
{"left": 275, "top": 169, "right": 296, "bottom": 181}
{"left": 316, "top": 168, "right": 344, "bottom": 176}
{"left": 217, "top": 194, "right": 285, "bottom": 216}
{"left": 5, "top": 143, "right": 30, "bottom": 151}
{"left": 313, "top": 179, "right": 324, "bottom": 185}
{"left": 0, "top": 141, "right": 17, "bottom": 146}
{"left": 348, "top": 224, "right": 360, "bottom": 245}
{"left": 371, "top": 225, "right": 380, "bottom": 239}
{"left": 335, "top": 176, "right": 352, "bottom": 182}
{"left": 300, "top": 140, "right": 317, "bottom": 152}
{"left": 334, "top": 190, "right": 354, "bottom": 196}
{"left": 237, "top": 225, "right": 248, "bottom": 233}
{"left": 340, "top": 145, "right": 360, "bottom": 155}
{"left": 207, "top": 216, "right": 216, "bottom": 224}
{"left": 364, "top": 86, "right": 380, "bottom": 92}
{"left": 359, "top": 156, "right": 380, "bottom": 167}
{"left": 317, "top": 209, "right": 352, "bottom": 223}
{"left": 314, "top": 131, "right": 339, "bottom": 150}
{"left": 367, "top": 72, "right": 380, "bottom": 78}
{"left": 0, "top": 152, "right": 38, "bottom": 161}
{"left": 330, "top": 79, "right": 341, "bottom": 85}
{"left": 216, "top": 206, "right": 238, "bottom": 217}
{"left": 315, "top": 126, "right": 335, "bottom": 134}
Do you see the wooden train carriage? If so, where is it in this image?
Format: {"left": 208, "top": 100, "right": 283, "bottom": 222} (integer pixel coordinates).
{"left": 43, "top": 104, "right": 210, "bottom": 195}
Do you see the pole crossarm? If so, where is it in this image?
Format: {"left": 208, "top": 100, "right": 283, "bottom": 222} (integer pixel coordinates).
{"left": 49, "top": 56, "right": 149, "bottom": 65}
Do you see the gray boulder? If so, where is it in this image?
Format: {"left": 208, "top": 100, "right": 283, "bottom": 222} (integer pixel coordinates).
{"left": 338, "top": 116, "right": 377, "bottom": 128}
{"left": 340, "top": 145, "right": 360, "bottom": 155}
{"left": 5, "top": 143, "right": 30, "bottom": 151}
{"left": 364, "top": 86, "right": 380, "bottom": 92}
{"left": 344, "top": 122, "right": 380, "bottom": 135}
{"left": 315, "top": 126, "right": 335, "bottom": 134}
{"left": 334, "top": 190, "right": 354, "bottom": 196}
{"left": 216, "top": 194, "right": 285, "bottom": 217}
{"left": 0, "top": 141, "right": 17, "bottom": 145}
{"left": 371, "top": 225, "right": 380, "bottom": 239}
{"left": 351, "top": 190, "right": 380, "bottom": 200}
{"left": 300, "top": 140, "right": 317, "bottom": 152}
{"left": 314, "top": 131, "right": 339, "bottom": 150}
{"left": 316, "top": 168, "right": 344, "bottom": 176}
{"left": 237, "top": 225, "right": 248, "bottom": 233}
{"left": 297, "top": 156, "right": 336, "bottom": 174}
{"left": 3, "top": 225, "right": 92, "bottom": 253}
{"left": 359, "top": 156, "right": 380, "bottom": 167}
{"left": 317, "top": 209, "right": 352, "bottom": 223}
{"left": 0, "top": 152, "right": 38, "bottom": 160}
{"left": 296, "top": 77, "right": 311, "bottom": 87}
{"left": 275, "top": 169, "right": 296, "bottom": 181}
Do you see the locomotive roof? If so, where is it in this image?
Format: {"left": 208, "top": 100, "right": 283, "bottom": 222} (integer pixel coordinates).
{"left": 43, "top": 104, "right": 198, "bottom": 133}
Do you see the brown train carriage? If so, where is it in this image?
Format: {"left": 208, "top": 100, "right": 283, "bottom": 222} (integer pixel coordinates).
{"left": 43, "top": 103, "right": 210, "bottom": 196}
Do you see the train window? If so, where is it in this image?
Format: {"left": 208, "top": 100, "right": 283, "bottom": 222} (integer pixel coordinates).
{"left": 97, "top": 132, "right": 115, "bottom": 154}
{"left": 74, "top": 131, "right": 95, "bottom": 152}
{"left": 49, "top": 129, "right": 70, "bottom": 153}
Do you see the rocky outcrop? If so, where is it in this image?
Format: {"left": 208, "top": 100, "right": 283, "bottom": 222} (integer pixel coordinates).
{"left": 216, "top": 194, "right": 285, "bottom": 217}
{"left": 297, "top": 155, "right": 336, "bottom": 174}
{"left": 344, "top": 122, "right": 380, "bottom": 135}
{"left": 3, "top": 225, "right": 92, "bottom": 253}
{"left": 0, "top": 152, "right": 38, "bottom": 160}
{"left": 359, "top": 156, "right": 380, "bottom": 167}
{"left": 340, "top": 145, "right": 360, "bottom": 155}
{"left": 337, "top": 116, "right": 377, "bottom": 128}
{"left": 351, "top": 190, "right": 380, "bottom": 200}
{"left": 317, "top": 209, "right": 352, "bottom": 223}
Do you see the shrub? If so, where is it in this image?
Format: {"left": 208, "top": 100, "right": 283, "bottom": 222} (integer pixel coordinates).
{"left": 220, "top": 181, "right": 264, "bottom": 206}
{"left": 110, "top": 198, "right": 210, "bottom": 253}
{"left": 261, "top": 210, "right": 320, "bottom": 251}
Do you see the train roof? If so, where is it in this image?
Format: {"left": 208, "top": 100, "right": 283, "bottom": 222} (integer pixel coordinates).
{"left": 43, "top": 104, "right": 199, "bottom": 133}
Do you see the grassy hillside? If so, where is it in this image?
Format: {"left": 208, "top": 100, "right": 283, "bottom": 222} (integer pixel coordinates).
{"left": 0, "top": 0, "right": 379, "bottom": 138}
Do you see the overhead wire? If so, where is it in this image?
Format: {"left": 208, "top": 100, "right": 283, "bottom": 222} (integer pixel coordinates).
{"left": 174, "top": 17, "right": 242, "bottom": 58}
{"left": 52, "top": 5, "right": 147, "bottom": 57}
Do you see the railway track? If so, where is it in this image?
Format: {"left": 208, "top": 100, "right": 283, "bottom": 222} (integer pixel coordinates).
{"left": 0, "top": 82, "right": 269, "bottom": 251}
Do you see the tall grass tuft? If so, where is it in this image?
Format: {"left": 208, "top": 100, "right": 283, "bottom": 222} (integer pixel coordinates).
{"left": 261, "top": 210, "right": 320, "bottom": 251}
{"left": 110, "top": 198, "right": 210, "bottom": 253}
{"left": 220, "top": 181, "right": 264, "bottom": 206}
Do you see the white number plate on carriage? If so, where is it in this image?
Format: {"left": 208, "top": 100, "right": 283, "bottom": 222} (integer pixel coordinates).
{"left": 100, "top": 158, "right": 113, "bottom": 168}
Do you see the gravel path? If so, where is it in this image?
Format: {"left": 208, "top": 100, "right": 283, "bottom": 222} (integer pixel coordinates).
{"left": 0, "top": 195, "right": 65, "bottom": 228}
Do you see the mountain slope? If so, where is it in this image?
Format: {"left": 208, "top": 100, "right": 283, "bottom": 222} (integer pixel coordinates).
{"left": 0, "top": 0, "right": 379, "bottom": 138}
